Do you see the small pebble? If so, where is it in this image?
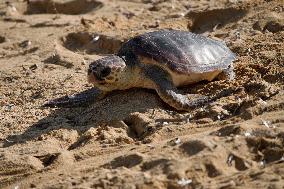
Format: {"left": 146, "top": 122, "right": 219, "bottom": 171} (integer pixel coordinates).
{"left": 227, "top": 154, "right": 234, "bottom": 166}
{"left": 19, "top": 40, "right": 31, "bottom": 48}
{"left": 92, "top": 36, "right": 100, "bottom": 42}
{"left": 244, "top": 132, "right": 251, "bottom": 137}
{"left": 260, "top": 160, "right": 266, "bottom": 168}
{"left": 177, "top": 178, "right": 192, "bottom": 186}
{"left": 168, "top": 137, "right": 181, "bottom": 146}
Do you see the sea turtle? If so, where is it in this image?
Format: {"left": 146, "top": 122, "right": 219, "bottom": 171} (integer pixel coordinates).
{"left": 44, "top": 29, "right": 236, "bottom": 111}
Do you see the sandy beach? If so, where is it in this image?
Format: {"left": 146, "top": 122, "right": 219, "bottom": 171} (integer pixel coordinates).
{"left": 0, "top": 0, "right": 283, "bottom": 188}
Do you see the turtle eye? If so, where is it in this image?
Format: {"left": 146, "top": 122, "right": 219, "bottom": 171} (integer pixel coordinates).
{"left": 100, "top": 67, "right": 111, "bottom": 77}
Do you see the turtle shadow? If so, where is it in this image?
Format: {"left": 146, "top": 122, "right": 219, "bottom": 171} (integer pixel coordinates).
{"left": 3, "top": 88, "right": 162, "bottom": 148}
{"left": 3, "top": 80, "right": 240, "bottom": 148}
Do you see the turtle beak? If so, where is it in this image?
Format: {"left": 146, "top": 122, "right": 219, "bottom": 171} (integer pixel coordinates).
{"left": 87, "top": 71, "right": 95, "bottom": 83}
{"left": 87, "top": 68, "right": 97, "bottom": 83}
{"left": 88, "top": 68, "right": 92, "bottom": 75}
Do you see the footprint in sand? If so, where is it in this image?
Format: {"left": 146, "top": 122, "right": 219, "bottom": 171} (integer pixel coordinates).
{"left": 62, "top": 32, "right": 123, "bottom": 55}
{"left": 25, "top": 0, "right": 103, "bottom": 15}
{"left": 187, "top": 7, "right": 248, "bottom": 34}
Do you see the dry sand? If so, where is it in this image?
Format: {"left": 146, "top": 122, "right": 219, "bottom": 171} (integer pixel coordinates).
{"left": 0, "top": 0, "right": 283, "bottom": 188}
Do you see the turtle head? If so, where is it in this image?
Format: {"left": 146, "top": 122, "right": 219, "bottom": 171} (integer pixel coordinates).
{"left": 87, "top": 55, "right": 127, "bottom": 91}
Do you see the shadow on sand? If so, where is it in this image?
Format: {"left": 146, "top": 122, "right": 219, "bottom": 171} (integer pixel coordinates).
{"left": 4, "top": 88, "right": 163, "bottom": 147}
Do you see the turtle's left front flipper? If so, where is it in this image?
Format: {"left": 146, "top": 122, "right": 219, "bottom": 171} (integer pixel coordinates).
{"left": 42, "top": 88, "right": 105, "bottom": 108}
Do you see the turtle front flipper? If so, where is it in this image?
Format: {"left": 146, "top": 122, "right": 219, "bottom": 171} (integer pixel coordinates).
{"left": 156, "top": 85, "right": 210, "bottom": 111}
{"left": 144, "top": 65, "right": 209, "bottom": 111}
{"left": 156, "top": 82, "right": 240, "bottom": 111}
{"left": 155, "top": 80, "right": 240, "bottom": 111}
{"left": 43, "top": 88, "right": 106, "bottom": 108}
{"left": 144, "top": 65, "right": 236, "bottom": 111}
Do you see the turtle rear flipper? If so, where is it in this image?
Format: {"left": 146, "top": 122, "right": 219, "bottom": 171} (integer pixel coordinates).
{"left": 43, "top": 88, "right": 105, "bottom": 108}
{"left": 216, "top": 64, "right": 235, "bottom": 81}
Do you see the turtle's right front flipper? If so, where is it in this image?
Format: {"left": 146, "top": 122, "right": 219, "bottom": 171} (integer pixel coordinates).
{"left": 156, "top": 85, "right": 210, "bottom": 111}
{"left": 156, "top": 85, "right": 240, "bottom": 111}
{"left": 145, "top": 66, "right": 238, "bottom": 111}
{"left": 144, "top": 65, "right": 205, "bottom": 111}
{"left": 43, "top": 88, "right": 105, "bottom": 108}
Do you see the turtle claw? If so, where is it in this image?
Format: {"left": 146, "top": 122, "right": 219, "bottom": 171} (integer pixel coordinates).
{"left": 43, "top": 88, "right": 104, "bottom": 108}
